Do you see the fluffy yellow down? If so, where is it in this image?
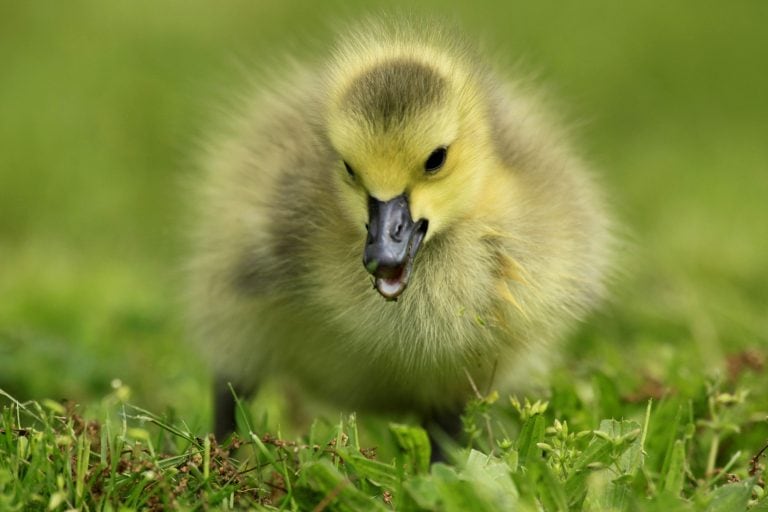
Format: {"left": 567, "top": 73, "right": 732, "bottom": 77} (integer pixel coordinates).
{"left": 186, "top": 17, "right": 612, "bottom": 416}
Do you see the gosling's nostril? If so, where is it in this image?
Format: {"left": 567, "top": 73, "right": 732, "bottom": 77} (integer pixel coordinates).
{"left": 392, "top": 221, "right": 404, "bottom": 241}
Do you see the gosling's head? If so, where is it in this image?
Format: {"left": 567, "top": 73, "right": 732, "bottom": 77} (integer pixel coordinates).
{"left": 326, "top": 32, "right": 496, "bottom": 300}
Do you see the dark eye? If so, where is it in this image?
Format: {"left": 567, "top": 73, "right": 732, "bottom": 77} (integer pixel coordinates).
{"left": 343, "top": 161, "right": 355, "bottom": 178}
{"left": 424, "top": 146, "right": 447, "bottom": 173}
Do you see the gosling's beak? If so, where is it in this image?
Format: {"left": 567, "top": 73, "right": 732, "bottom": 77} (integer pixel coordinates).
{"left": 363, "top": 194, "right": 428, "bottom": 300}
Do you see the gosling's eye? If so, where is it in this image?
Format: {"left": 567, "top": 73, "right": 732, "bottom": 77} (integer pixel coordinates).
{"left": 424, "top": 146, "right": 447, "bottom": 173}
{"left": 343, "top": 161, "right": 355, "bottom": 178}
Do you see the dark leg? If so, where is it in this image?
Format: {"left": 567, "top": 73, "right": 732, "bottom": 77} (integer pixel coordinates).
{"left": 424, "top": 410, "right": 464, "bottom": 463}
{"left": 213, "top": 377, "right": 250, "bottom": 441}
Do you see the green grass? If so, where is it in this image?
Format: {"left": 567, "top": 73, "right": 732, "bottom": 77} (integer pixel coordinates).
{"left": 2, "top": 370, "right": 767, "bottom": 510}
{"left": 1, "top": 1, "right": 767, "bottom": 510}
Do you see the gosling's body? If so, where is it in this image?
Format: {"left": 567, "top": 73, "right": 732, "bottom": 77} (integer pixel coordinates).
{"left": 187, "top": 20, "right": 611, "bottom": 426}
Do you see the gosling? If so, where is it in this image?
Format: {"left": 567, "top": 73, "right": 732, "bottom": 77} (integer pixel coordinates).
{"left": 186, "top": 18, "right": 612, "bottom": 445}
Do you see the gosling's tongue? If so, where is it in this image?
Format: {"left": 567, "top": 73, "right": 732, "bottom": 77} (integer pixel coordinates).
{"left": 376, "top": 274, "right": 406, "bottom": 299}
{"left": 362, "top": 194, "right": 427, "bottom": 301}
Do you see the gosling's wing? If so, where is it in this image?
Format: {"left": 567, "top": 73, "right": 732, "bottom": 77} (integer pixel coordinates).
{"left": 485, "top": 78, "right": 613, "bottom": 323}
{"left": 187, "top": 62, "right": 336, "bottom": 301}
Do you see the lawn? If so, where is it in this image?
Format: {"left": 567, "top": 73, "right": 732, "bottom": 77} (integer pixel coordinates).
{"left": 1, "top": 1, "right": 767, "bottom": 510}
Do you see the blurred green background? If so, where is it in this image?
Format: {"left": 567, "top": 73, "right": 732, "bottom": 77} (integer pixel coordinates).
{"left": 1, "top": 1, "right": 766, "bottom": 427}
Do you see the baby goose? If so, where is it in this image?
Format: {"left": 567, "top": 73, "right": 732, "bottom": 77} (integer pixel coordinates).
{"left": 186, "top": 18, "right": 612, "bottom": 443}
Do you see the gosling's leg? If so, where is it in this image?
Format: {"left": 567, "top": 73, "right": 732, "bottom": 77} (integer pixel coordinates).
{"left": 213, "top": 376, "right": 252, "bottom": 440}
{"left": 425, "top": 410, "right": 463, "bottom": 463}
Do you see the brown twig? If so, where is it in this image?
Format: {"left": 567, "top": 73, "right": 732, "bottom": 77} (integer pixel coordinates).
{"left": 749, "top": 440, "right": 768, "bottom": 478}
{"left": 312, "top": 479, "right": 351, "bottom": 512}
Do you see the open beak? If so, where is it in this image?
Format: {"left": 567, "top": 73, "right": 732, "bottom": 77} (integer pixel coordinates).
{"left": 362, "top": 194, "right": 428, "bottom": 300}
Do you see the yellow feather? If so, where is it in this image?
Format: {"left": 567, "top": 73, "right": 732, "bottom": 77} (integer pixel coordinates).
{"left": 498, "top": 253, "right": 528, "bottom": 285}
{"left": 496, "top": 280, "right": 529, "bottom": 320}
